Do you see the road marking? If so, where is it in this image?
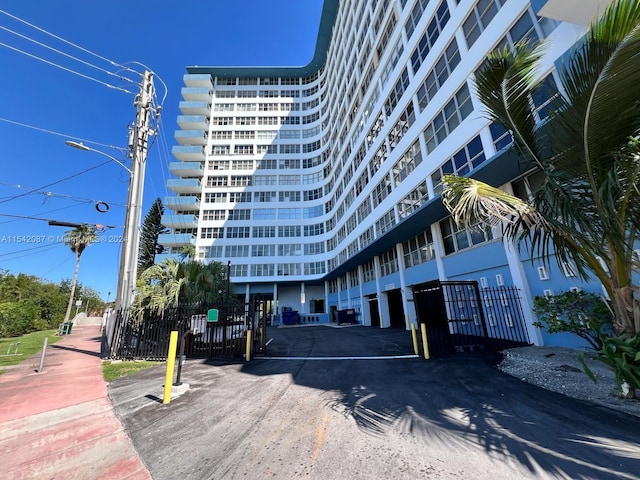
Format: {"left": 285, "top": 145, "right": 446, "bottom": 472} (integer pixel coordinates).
{"left": 257, "top": 354, "right": 420, "bottom": 360}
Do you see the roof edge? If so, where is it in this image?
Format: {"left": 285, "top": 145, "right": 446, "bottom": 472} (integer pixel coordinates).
{"left": 186, "top": 0, "right": 339, "bottom": 79}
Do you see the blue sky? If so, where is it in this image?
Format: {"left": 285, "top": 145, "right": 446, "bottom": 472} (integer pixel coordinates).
{"left": 0, "top": 0, "right": 324, "bottom": 300}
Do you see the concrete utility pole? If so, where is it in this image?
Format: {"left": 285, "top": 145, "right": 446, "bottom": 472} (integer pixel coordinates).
{"left": 114, "top": 70, "right": 155, "bottom": 317}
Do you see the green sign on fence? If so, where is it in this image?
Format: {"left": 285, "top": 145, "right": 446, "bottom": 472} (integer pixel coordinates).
{"left": 207, "top": 309, "right": 219, "bottom": 322}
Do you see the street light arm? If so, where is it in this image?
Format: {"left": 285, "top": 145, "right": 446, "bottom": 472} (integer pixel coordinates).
{"left": 65, "top": 141, "right": 132, "bottom": 174}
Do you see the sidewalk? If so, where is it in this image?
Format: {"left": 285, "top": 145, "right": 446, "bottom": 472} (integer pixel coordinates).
{"left": 0, "top": 324, "right": 152, "bottom": 480}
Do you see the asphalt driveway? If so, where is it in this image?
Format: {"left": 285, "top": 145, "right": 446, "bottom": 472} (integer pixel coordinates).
{"left": 110, "top": 325, "right": 640, "bottom": 480}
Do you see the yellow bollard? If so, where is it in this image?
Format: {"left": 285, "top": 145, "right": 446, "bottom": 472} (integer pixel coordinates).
{"left": 163, "top": 331, "right": 179, "bottom": 404}
{"left": 420, "top": 323, "right": 430, "bottom": 360}
{"left": 410, "top": 323, "right": 419, "bottom": 356}
{"left": 245, "top": 329, "right": 252, "bottom": 361}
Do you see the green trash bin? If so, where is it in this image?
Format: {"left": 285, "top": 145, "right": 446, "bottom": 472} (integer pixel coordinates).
{"left": 60, "top": 322, "right": 72, "bottom": 335}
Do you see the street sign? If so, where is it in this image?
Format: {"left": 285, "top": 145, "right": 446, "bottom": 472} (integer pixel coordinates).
{"left": 207, "top": 309, "right": 219, "bottom": 322}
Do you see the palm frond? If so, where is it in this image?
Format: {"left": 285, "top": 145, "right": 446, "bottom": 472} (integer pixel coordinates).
{"left": 474, "top": 41, "right": 547, "bottom": 170}
{"left": 441, "top": 175, "right": 545, "bottom": 230}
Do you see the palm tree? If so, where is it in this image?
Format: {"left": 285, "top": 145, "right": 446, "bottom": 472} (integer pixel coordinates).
{"left": 441, "top": 0, "right": 640, "bottom": 338}
{"left": 62, "top": 225, "right": 98, "bottom": 324}
{"left": 133, "top": 259, "right": 232, "bottom": 313}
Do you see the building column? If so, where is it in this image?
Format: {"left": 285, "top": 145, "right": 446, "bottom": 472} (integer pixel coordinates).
{"left": 300, "top": 282, "right": 306, "bottom": 314}
{"left": 431, "top": 222, "right": 448, "bottom": 281}
{"left": 374, "top": 255, "right": 389, "bottom": 328}
{"left": 357, "top": 264, "right": 368, "bottom": 325}
{"left": 395, "top": 242, "right": 413, "bottom": 328}
{"left": 504, "top": 240, "right": 543, "bottom": 346}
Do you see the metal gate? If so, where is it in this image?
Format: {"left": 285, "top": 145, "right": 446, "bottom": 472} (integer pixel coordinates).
{"left": 412, "top": 280, "right": 531, "bottom": 356}
{"left": 109, "top": 299, "right": 268, "bottom": 360}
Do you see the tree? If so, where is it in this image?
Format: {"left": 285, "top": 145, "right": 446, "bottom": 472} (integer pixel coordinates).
{"left": 138, "top": 198, "right": 168, "bottom": 272}
{"left": 441, "top": 0, "right": 640, "bottom": 338}
{"left": 62, "top": 225, "right": 98, "bottom": 324}
{"left": 133, "top": 259, "right": 233, "bottom": 313}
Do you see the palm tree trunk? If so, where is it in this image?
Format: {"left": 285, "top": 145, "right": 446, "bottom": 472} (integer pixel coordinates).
{"left": 63, "top": 252, "right": 82, "bottom": 324}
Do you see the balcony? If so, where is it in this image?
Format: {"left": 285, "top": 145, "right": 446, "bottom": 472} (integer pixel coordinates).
{"left": 167, "top": 178, "right": 201, "bottom": 194}
{"left": 164, "top": 195, "right": 200, "bottom": 212}
{"left": 183, "top": 73, "right": 213, "bottom": 89}
{"left": 172, "top": 145, "right": 205, "bottom": 162}
{"left": 177, "top": 115, "right": 209, "bottom": 130}
{"left": 182, "top": 87, "right": 212, "bottom": 102}
{"left": 169, "top": 161, "right": 203, "bottom": 177}
{"left": 161, "top": 214, "right": 199, "bottom": 229}
{"left": 179, "top": 101, "right": 211, "bottom": 116}
{"left": 157, "top": 233, "right": 196, "bottom": 248}
{"left": 537, "top": 0, "right": 612, "bottom": 25}
{"left": 174, "top": 130, "right": 208, "bottom": 146}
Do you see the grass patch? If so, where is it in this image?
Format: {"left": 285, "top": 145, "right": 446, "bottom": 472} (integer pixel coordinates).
{"left": 102, "top": 360, "right": 162, "bottom": 382}
{"left": 0, "top": 330, "right": 62, "bottom": 374}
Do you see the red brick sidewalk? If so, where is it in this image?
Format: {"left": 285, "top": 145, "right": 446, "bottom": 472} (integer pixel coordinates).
{"left": 0, "top": 325, "right": 152, "bottom": 479}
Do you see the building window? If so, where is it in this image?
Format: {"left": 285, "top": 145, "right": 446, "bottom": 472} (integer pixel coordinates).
{"left": 226, "top": 226, "right": 250, "bottom": 238}
{"left": 251, "top": 264, "right": 275, "bottom": 276}
{"left": 416, "top": 39, "right": 461, "bottom": 112}
{"left": 252, "top": 244, "right": 276, "bottom": 256}
{"left": 230, "top": 175, "right": 252, "bottom": 187}
{"left": 409, "top": 1, "right": 451, "bottom": 70}
{"left": 372, "top": 175, "right": 392, "bottom": 207}
{"left": 229, "top": 192, "right": 251, "bottom": 202}
{"left": 253, "top": 226, "right": 276, "bottom": 238}
{"left": 402, "top": 230, "right": 434, "bottom": 267}
{"left": 227, "top": 209, "right": 250, "bottom": 221}
{"left": 375, "top": 209, "right": 396, "bottom": 236}
{"left": 254, "top": 191, "right": 277, "bottom": 202}
{"left": 230, "top": 264, "right": 248, "bottom": 277}
{"left": 440, "top": 217, "right": 494, "bottom": 255}
{"left": 393, "top": 140, "right": 423, "bottom": 187}
{"left": 254, "top": 175, "right": 277, "bottom": 186}
{"left": 278, "top": 225, "right": 301, "bottom": 237}
{"left": 431, "top": 135, "right": 486, "bottom": 193}
{"left": 201, "top": 227, "right": 223, "bottom": 239}
{"left": 204, "top": 192, "right": 227, "bottom": 203}
{"left": 379, "top": 248, "right": 399, "bottom": 276}
{"left": 202, "top": 209, "right": 225, "bottom": 221}
{"left": 253, "top": 208, "right": 276, "bottom": 220}
{"left": 304, "top": 241, "right": 325, "bottom": 255}
{"left": 206, "top": 176, "right": 228, "bottom": 187}
{"left": 304, "top": 223, "right": 325, "bottom": 236}
{"left": 397, "top": 181, "right": 429, "bottom": 219}
{"left": 234, "top": 144, "right": 254, "bottom": 155}
{"left": 279, "top": 244, "right": 302, "bottom": 256}
{"left": 304, "top": 262, "right": 326, "bottom": 275}
{"left": 278, "top": 208, "right": 302, "bottom": 220}
{"left": 278, "top": 263, "right": 301, "bottom": 276}
{"left": 423, "top": 84, "right": 473, "bottom": 153}
{"left": 463, "top": 0, "right": 503, "bottom": 48}
{"left": 226, "top": 245, "right": 249, "bottom": 257}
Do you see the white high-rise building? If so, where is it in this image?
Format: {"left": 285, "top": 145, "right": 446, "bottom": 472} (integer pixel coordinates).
{"left": 161, "top": 0, "right": 609, "bottom": 347}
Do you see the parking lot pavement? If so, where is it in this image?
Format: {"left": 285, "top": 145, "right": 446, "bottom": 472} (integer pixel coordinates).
{"left": 111, "top": 325, "right": 640, "bottom": 480}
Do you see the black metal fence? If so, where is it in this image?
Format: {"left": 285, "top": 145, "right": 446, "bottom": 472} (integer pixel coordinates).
{"left": 413, "top": 280, "right": 531, "bottom": 356}
{"left": 109, "top": 300, "right": 268, "bottom": 360}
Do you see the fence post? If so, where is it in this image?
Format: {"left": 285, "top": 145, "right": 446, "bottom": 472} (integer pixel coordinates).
{"left": 410, "top": 323, "right": 419, "bottom": 355}
{"left": 245, "top": 329, "right": 252, "bottom": 361}
{"left": 163, "top": 331, "right": 179, "bottom": 404}
{"left": 37, "top": 337, "right": 48, "bottom": 373}
{"left": 420, "top": 323, "right": 430, "bottom": 360}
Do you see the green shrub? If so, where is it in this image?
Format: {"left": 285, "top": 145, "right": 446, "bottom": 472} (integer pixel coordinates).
{"left": 533, "top": 291, "right": 612, "bottom": 350}
{"left": 579, "top": 330, "right": 640, "bottom": 399}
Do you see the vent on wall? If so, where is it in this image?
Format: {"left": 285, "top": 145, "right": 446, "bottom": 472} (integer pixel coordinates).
{"left": 538, "top": 266, "right": 549, "bottom": 280}
{"left": 495, "top": 274, "right": 504, "bottom": 286}
{"left": 480, "top": 277, "right": 488, "bottom": 288}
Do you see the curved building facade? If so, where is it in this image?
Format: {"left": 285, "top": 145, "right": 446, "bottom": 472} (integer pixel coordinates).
{"left": 162, "top": 0, "right": 608, "bottom": 346}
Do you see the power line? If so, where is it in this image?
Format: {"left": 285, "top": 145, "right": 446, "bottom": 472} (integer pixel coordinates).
{"left": 0, "top": 242, "right": 61, "bottom": 258}
{"left": 0, "top": 25, "right": 140, "bottom": 87}
{"left": 0, "top": 41, "right": 136, "bottom": 94}
{"left": 0, "top": 8, "right": 141, "bottom": 76}
{"left": 0, "top": 182, "right": 126, "bottom": 207}
{"left": 0, "top": 117, "right": 128, "bottom": 152}
{"left": 0, "top": 159, "right": 113, "bottom": 205}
